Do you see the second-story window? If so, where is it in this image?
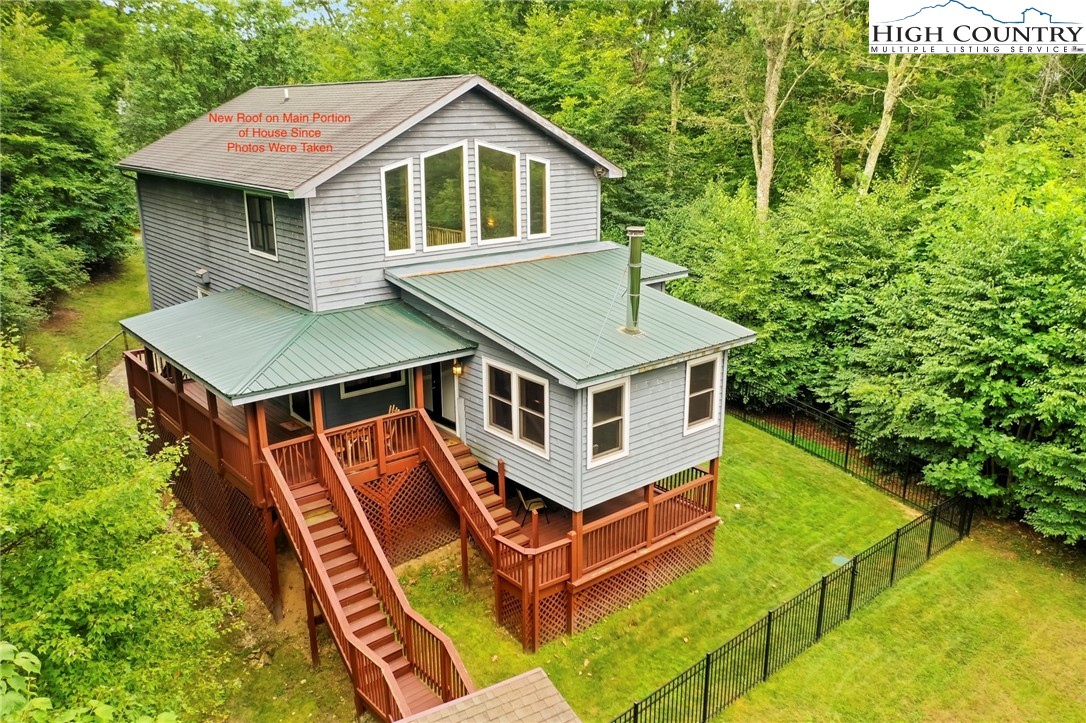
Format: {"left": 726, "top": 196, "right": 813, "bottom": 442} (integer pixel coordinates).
{"left": 527, "top": 156, "right": 549, "bottom": 237}
{"left": 476, "top": 142, "right": 519, "bottom": 243}
{"left": 422, "top": 142, "right": 467, "bottom": 249}
{"left": 382, "top": 159, "right": 414, "bottom": 255}
{"left": 588, "top": 378, "right": 629, "bottom": 467}
{"left": 245, "top": 192, "right": 277, "bottom": 259}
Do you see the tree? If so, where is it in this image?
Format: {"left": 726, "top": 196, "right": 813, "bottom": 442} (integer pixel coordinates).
{"left": 0, "top": 345, "right": 229, "bottom": 715}
{"left": 851, "top": 111, "right": 1086, "bottom": 543}
{"left": 121, "top": 0, "right": 314, "bottom": 148}
{"left": 858, "top": 54, "right": 922, "bottom": 195}
{"left": 0, "top": 11, "right": 134, "bottom": 333}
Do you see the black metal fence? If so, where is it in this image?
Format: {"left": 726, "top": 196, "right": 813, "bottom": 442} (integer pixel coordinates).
{"left": 84, "top": 329, "right": 132, "bottom": 380}
{"left": 612, "top": 494, "right": 974, "bottom": 723}
{"left": 727, "top": 380, "right": 944, "bottom": 510}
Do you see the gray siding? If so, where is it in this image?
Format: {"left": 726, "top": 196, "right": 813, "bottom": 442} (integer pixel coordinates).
{"left": 321, "top": 378, "right": 411, "bottom": 429}
{"left": 309, "top": 90, "right": 601, "bottom": 310}
{"left": 404, "top": 298, "right": 577, "bottom": 510}
{"left": 579, "top": 356, "right": 725, "bottom": 510}
{"left": 137, "top": 175, "right": 311, "bottom": 310}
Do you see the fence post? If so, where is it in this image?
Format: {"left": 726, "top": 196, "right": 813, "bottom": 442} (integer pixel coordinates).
{"left": 701, "top": 652, "right": 713, "bottom": 722}
{"left": 957, "top": 497, "right": 969, "bottom": 539}
{"left": 790, "top": 412, "right": 797, "bottom": 445}
{"left": 889, "top": 527, "right": 902, "bottom": 585}
{"left": 762, "top": 609, "right": 773, "bottom": 681}
{"left": 632, "top": 701, "right": 640, "bottom": 723}
{"left": 815, "top": 575, "right": 827, "bottom": 640}
{"left": 843, "top": 436, "right": 851, "bottom": 473}
{"left": 846, "top": 558, "right": 858, "bottom": 619}
{"left": 926, "top": 507, "right": 938, "bottom": 559}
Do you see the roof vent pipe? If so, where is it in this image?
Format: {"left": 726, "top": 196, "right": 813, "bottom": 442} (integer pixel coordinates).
{"left": 624, "top": 226, "right": 645, "bottom": 335}
{"left": 284, "top": 88, "right": 290, "bottom": 101}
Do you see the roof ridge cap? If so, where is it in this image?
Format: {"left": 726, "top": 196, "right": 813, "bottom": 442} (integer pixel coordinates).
{"left": 234, "top": 312, "right": 317, "bottom": 396}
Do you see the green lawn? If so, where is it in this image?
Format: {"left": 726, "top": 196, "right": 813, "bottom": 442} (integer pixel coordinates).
{"left": 24, "top": 250, "right": 150, "bottom": 371}
{"left": 721, "top": 519, "right": 1086, "bottom": 722}
{"left": 396, "top": 417, "right": 914, "bottom": 722}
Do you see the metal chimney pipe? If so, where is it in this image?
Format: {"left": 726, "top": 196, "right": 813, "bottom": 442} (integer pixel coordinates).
{"left": 624, "top": 226, "right": 645, "bottom": 335}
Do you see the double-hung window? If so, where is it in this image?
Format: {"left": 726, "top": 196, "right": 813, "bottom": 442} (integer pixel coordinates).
{"left": 382, "top": 159, "right": 414, "bottom": 255}
{"left": 245, "top": 192, "right": 277, "bottom": 259}
{"left": 685, "top": 355, "right": 720, "bottom": 433}
{"left": 476, "top": 142, "right": 519, "bottom": 243}
{"left": 526, "top": 156, "right": 549, "bottom": 237}
{"left": 588, "top": 378, "right": 629, "bottom": 467}
{"left": 485, "top": 361, "right": 548, "bottom": 455}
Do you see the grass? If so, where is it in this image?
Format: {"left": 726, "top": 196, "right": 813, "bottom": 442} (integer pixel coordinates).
{"left": 24, "top": 250, "right": 150, "bottom": 371}
{"left": 721, "top": 519, "right": 1086, "bottom": 722}
{"left": 396, "top": 416, "right": 914, "bottom": 722}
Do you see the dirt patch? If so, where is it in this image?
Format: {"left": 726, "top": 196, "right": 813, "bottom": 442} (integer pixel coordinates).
{"left": 39, "top": 306, "right": 81, "bottom": 332}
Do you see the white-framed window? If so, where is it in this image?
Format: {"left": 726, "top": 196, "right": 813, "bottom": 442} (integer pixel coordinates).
{"left": 483, "top": 359, "right": 549, "bottom": 457}
{"left": 289, "top": 390, "right": 313, "bottom": 426}
{"left": 244, "top": 192, "right": 277, "bottom": 260}
{"left": 421, "top": 141, "right": 469, "bottom": 250}
{"left": 340, "top": 370, "right": 406, "bottom": 399}
{"left": 685, "top": 354, "right": 721, "bottom": 434}
{"left": 526, "top": 155, "right": 550, "bottom": 238}
{"left": 587, "top": 377, "right": 629, "bottom": 468}
{"left": 381, "top": 158, "right": 415, "bottom": 255}
{"left": 196, "top": 285, "right": 212, "bottom": 298}
{"left": 475, "top": 141, "right": 520, "bottom": 244}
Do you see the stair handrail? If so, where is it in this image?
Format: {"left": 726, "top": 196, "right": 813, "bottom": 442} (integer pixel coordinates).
{"left": 415, "top": 411, "right": 499, "bottom": 558}
{"left": 263, "top": 447, "right": 411, "bottom": 720}
{"left": 315, "top": 433, "right": 474, "bottom": 702}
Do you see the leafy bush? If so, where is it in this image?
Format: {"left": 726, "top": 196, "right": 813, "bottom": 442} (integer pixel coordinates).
{"left": 0, "top": 344, "right": 229, "bottom": 716}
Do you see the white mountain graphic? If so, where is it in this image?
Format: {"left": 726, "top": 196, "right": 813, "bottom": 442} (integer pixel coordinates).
{"left": 883, "top": 1, "right": 1076, "bottom": 25}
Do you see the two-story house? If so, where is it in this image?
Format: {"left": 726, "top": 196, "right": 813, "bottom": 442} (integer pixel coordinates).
{"left": 117, "top": 75, "right": 755, "bottom": 721}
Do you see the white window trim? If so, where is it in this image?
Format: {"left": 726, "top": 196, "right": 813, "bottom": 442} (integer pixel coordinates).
{"left": 420, "top": 140, "right": 470, "bottom": 252}
{"left": 244, "top": 191, "right": 278, "bottom": 261}
{"left": 289, "top": 390, "right": 313, "bottom": 427}
{"left": 475, "top": 140, "right": 521, "bottom": 245}
{"left": 587, "top": 377, "right": 630, "bottom": 469}
{"left": 381, "top": 158, "right": 416, "bottom": 257}
{"left": 340, "top": 370, "right": 407, "bottom": 399}
{"left": 684, "top": 353, "right": 722, "bottom": 435}
{"left": 525, "top": 154, "right": 551, "bottom": 240}
{"left": 482, "top": 358, "right": 550, "bottom": 459}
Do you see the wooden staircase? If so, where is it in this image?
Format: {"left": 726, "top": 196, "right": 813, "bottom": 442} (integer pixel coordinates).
{"left": 294, "top": 480, "right": 443, "bottom": 715}
{"left": 444, "top": 437, "right": 530, "bottom": 547}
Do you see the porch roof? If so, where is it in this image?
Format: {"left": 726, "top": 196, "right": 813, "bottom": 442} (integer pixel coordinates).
{"left": 388, "top": 248, "right": 756, "bottom": 388}
{"left": 121, "top": 288, "right": 474, "bottom": 404}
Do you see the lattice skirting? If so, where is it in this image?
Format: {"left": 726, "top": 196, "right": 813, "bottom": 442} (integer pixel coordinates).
{"left": 352, "top": 462, "right": 458, "bottom": 566}
{"left": 571, "top": 527, "right": 715, "bottom": 636}
{"left": 149, "top": 421, "right": 279, "bottom": 617}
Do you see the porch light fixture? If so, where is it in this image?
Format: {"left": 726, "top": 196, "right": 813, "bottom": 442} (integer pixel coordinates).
{"left": 452, "top": 359, "right": 464, "bottom": 377}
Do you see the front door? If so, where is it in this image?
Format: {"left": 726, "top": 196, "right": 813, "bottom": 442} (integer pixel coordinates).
{"left": 422, "top": 361, "right": 457, "bottom": 433}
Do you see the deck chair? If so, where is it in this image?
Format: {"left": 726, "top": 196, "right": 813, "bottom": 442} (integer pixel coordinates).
{"left": 517, "top": 488, "right": 550, "bottom": 525}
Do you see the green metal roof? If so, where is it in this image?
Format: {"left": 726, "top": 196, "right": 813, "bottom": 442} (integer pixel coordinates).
{"left": 388, "top": 249, "right": 755, "bottom": 388}
{"left": 121, "top": 288, "right": 475, "bottom": 403}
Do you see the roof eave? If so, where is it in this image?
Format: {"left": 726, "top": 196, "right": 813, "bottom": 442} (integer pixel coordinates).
{"left": 116, "top": 166, "right": 305, "bottom": 198}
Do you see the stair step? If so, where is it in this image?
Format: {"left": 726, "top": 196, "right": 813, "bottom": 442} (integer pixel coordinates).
{"left": 311, "top": 525, "right": 346, "bottom": 543}
{"left": 497, "top": 518, "right": 522, "bottom": 536}
{"left": 479, "top": 493, "right": 502, "bottom": 508}
{"left": 347, "top": 607, "right": 386, "bottom": 631}
{"left": 318, "top": 537, "right": 352, "bottom": 558}
{"left": 330, "top": 567, "right": 366, "bottom": 589}
{"left": 388, "top": 655, "right": 412, "bottom": 678}
{"left": 489, "top": 506, "right": 512, "bottom": 523}
{"left": 305, "top": 510, "right": 340, "bottom": 531}
{"left": 291, "top": 482, "right": 325, "bottom": 502}
{"left": 299, "top": 498, "right": 332, "bottom": 514}
{"left": 456, "top": 455, "right": 480, "bottom": 470}
{"left": 464, "top": 467, "right": 487, "bottom": 483}
{"left": 359, "top": 625, "right": 396, "bottom": 649}
{"left": 373, "top": 639, "right": 405, "bottom": 663}
{"left": 324, "top": 549, "right": 360, "bottom": 576}
{"left": 446, "top": 443, "right": 471, "bottom": 458}
{"left": 509, "top": 533, "right": 531, "bottom": 546}
{"left": 338, "top": 581, "right": 375, "bottom": 605}
{"left": 472, "top": 479, "right": 494, "bottom": 494}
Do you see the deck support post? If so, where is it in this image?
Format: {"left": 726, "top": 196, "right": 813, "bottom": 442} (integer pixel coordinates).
{"left": 311, "top": 387, "right": 325, "bottom": 434}
{"left": 497, "top": 459, "right": 507, "bottom": 506}
{"left": 303, "top": 576, "right": 320, "bottom": 667}
{"left": 530, "top": 509, "right": 540, "bottom": 547}
{"left": 709, "top": 458, "right": 720, "bottom": 513}
{"left": 566, "top": 530, "right": 578, "bottom": 634}
{"left": 172, "top": 369, "right": 185, "bottom": 437}
{"left": 207, "top": 393, "right": 223, "bottom": 475}
{"left": 645, "top": 483, "right": 655, "bottom": 545}
{"left": 413, "top": 367, "right": 425, "bottom": 409}
{"left": 520, "top": 554, "right": 532, "bottom": 652}
{"left": 571, "top": 511, "right": 584, "bottom": 581}
{"left": 459, "top": 511, "right": 470, "bottom": 588}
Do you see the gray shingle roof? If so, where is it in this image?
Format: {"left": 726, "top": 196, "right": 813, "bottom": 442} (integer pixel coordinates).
{"left": 117, "top": 75, "right": 622, "bottom": 197}
{"left": 389, "top": 248, "right": 756, "bottom": 388}
{"left": 400, "top": 668, "right": 580, "bottom": 723}
{"left": 120, "top": 288, "right": 475, "bottom": 404}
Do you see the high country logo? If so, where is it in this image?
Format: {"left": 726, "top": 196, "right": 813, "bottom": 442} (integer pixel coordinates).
{"left": 869, "top": 0, "right": 1086, "bottom": 54}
